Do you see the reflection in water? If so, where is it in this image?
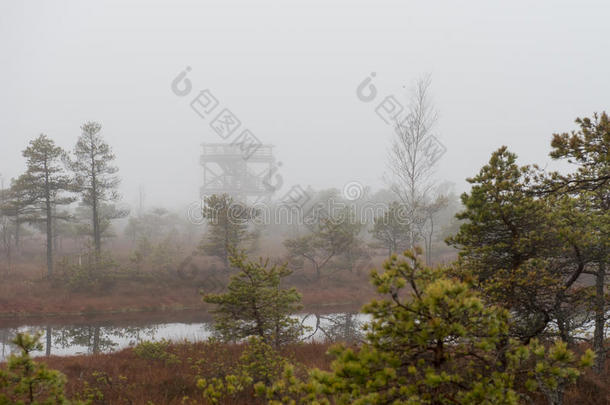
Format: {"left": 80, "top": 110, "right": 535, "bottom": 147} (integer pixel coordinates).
{"left": 0, "top": 322, "right": 212, "bottom": 361}
{"left": 46, "top": 326, "right": 51, "bottom": 356}
{"left": 302, "top": 313, "right": 365, "bottom": 343}
{"left": 51, "top": 325, "right": 161, "bottom": 354}
{"left": 0, "top": 327, "right": 17, "bottom": 360}
{"left": 0, "top": 313, "right": 368, "bottom": 362}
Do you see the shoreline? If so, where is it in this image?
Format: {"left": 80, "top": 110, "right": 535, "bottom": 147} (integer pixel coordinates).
{"left": 0, "top": 301, "right": 365, "bottom": 327}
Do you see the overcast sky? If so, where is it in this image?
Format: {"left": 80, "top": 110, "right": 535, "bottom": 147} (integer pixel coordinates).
{"left": 1, "top": 0, "right": 608, "bottom": 210}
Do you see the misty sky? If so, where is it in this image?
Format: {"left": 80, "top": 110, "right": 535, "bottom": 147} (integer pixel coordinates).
{"left": 1, "top": 0, "right": 608, "bottom": 211}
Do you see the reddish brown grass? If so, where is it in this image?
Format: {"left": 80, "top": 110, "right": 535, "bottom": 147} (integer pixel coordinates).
{"left": 0, "top": 253, "right": 382, "bottom": 318}
{"left": 38, "top": 340, "right": 608, "bottom": 405}
{"left": 43, "top": 341, "right": 334, "bottom": 405}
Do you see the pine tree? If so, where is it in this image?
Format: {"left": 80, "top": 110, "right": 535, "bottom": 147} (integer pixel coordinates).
{"left": 0, "top": 332, "right": 71, "bottom": 404}
{"left": 5, "top": 175, "right": 39, "bottom": 250}
{"left": 20, "top": 135, "right": 74, "bottom": 276}
{"left": 67, "top": 122, "right": 122, "bottom": 261}
{"left": 320, "top": 249, "right": 520, "bottom": 404}
{"left": 199, "top": 194, "right": 257, "bottom": 268}
{"left": 546, "top": 112, "right": 609, "bottom": 373}
{"left": 371, "top": 201, "right": 411, "bottom": 258}
{"left": 202, "top": 251, "right": 303, "bottom": 348}
{"left": 259, "top": 250, "right": 594, "bottom": 405}
{"left": 284, "top": 207, "right": 363, "bottom": 279}
{"left": 447, "top": 147, "right": 589, "bottom": 343}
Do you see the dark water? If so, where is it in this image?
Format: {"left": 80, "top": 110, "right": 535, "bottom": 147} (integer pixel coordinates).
{"left": 0, "top": 312, "right": 368, "bottom": 362}
{"left": 2, "top": 311, "right": 602, "bottom": 363}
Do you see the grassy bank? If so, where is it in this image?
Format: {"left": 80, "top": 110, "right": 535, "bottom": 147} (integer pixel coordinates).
{"left": 0, "top": 259, "right": 377, "bottom": 318}
{"left": 28, "top": 341, "right": 607, "bottom": 405}
{"left": 44, "top": 340, "right": 333, "bottom": 404}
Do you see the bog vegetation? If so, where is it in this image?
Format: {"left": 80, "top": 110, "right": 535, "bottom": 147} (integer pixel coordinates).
{"left": 0, "top": 109, "right": 608, "bottom": 404}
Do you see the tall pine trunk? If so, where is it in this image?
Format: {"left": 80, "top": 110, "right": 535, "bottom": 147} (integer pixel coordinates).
{"left": 14, "top": 218, "right": 20, "bottom": 251}
{"left": 92, "top": 326, "right": 101, "bottom": 354}
{"left": 45, "top": 326, "right": 52, "bottom": 356}
{"left": 91, "top": 165, "right": 101, "bottom": 264}
{"left": 593, "top": 260, "right": 606, "bottom": 374}
{"left": 45, "top": 180, "right": 53, "bottom": 277}
{"left": 92, "top": 198, "right": 101, "bottom": 258}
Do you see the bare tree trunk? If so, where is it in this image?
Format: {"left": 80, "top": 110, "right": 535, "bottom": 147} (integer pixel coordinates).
{"left": 93, "top": 207, "right": 100, "bottom": 254}
{"left": 45, "top": 190, "right": 53, "bottom": 277}
{"left": 426, "top": 214, "right": 434, "bottom": 265}
{"left": 5, "top": 229, "right": 11, "bottom": 277}
{"left": 46, "top": 325, "right": 52, "bottom": 356}
{"left": 388, "top": 77, "right": 438, "bottom": 241}
{"left": 91, "top": 153, "right": 102, "bottom": 264}
{"left": 542, "top": 382, "right": 565, "bottom": 405}
{"left": 14, "top": 219, "right": 20, "bottom": 252}
{"left": 52, "top": 206, "right": 60, "bottom": 255}
{"left": 556, "top": 313, "right": 572, "bottom": 345}
{"left": 92, "top": 195, "right": 101, "bottom": 259}
{"left": 593, "top": 260, "right": 606, "bottom": 374}
{"left": 92, "top": 326, "right": 100, "bottom": 354}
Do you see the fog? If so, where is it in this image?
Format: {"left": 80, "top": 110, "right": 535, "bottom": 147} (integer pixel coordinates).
{"left": 0, "top": 3, "right": 608, "bottom": 400}
{"left": 1, "top": 0, "right": 609, "bottom": 210}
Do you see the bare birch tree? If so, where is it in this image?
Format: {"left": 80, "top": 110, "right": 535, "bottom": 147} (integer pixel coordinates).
{"left": 387, "top": 76, "right": 446, "bottom": 263}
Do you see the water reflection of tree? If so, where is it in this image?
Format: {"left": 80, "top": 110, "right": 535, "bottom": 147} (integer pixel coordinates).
{"left": 302, "top": 313, "right": 364, "bottom": 343}
{"left": 117, "top": 325, "right": 160, "bottom": 346}
{"left": 0, "top": 327, "right": 18, "bottom": 360}
{"left": 51, "top": 325, "right": 158, "bottom": 354}
{"left": 46, "top": 326, "right": 52, "bottom": 356}
{"left": 51, "top": 326, "right": 113, "bottom": 354}
{"left": 0, "top": 326, "right": 43, "bottom": 360}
